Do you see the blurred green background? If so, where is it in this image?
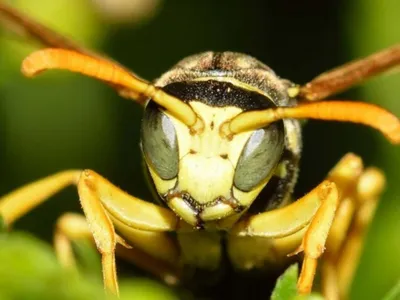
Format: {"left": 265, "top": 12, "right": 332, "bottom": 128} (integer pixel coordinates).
{"left": 0, "top": 0, "right": 399, "bottom": 299}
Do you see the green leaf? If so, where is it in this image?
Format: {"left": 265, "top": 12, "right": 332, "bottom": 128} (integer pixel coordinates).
{"left": 0, "top": 232, "right": 108, "bottom": 300}
{"left": 271, "top": 264, "right": 299, "bottom": 300}
{"left": 0, "top": 231, "right": 180, "bottom": 300}
{"left": 73, "top": 239, "right": 102, "bottom": 278}
{"left": 295, "top": 294, "right": 325, "bottom": 300}
{"left": 271, "top": 264, "right": 325, "bottom": 300}
{"left": 120, "top": 279, "right": 179, "bottom": 300}
{"left": 383, "top": 280, "right": 400, "bottom": 300}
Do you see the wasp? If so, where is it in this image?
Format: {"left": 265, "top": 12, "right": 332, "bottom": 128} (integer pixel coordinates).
{"left": 0, "top": 2, "right": 399, "bottom": 300}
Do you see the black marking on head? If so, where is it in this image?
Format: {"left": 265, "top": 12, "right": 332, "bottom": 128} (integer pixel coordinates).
{"left": 164, "top": 190, "right": 203, "bottom": 212}
{"left": 156, "top": 52, "right": 295, "bottom": 108}
{"left": 162, "top": 80, "right": 276, "bottom": 111}
{"left": 194, "top": 218, "right": 205, "bottom": 230}
{"left": 211, "top": 52, "right": 224, "bottom": 70}
{"left": 210, "top": 121, "right": 215, "bottom": 130}
{"left": 220, "top": 154, "right": 228, "bottom": 159}
{"left": 164, "top": 189, "right": 244, "bottom": 211}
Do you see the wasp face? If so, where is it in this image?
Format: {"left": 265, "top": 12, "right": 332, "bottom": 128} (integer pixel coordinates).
{"left": 141, "top": 79, "right": 285, "bottom": 228}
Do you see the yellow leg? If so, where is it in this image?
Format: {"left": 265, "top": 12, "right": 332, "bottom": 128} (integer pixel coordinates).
{"left": 54, "top": 212, "right": 92, "bottom": 268}
{"left": 54, "top": 212, "right": 181, "bottom": 285}
{"left": 230, "top": 180, "right": 339, "bottom": 294}
{"left": 320, "top": 154, "right": 364, "bottom": 300}
{"left": 76, "top": 170, "right": 121, "bottom": 295}
{"left": 295, "top": 181, "right": 339, "bottom": 294}
{"left": 320, "top": 154, "right": 384, "bottom": 300}
{"left": 336, "top": 168, "right": 384, "bottom": 298}
{"left": 116, "top": 245, "right": 180, "bottom": 285}
{"left": 230, "top": 153, "right": 371, "bottom": 296}
{"left": 0, "top": 169, "right": 180, "bottom": 296}
{"left": 231, "top": 180, "right": 337, "bottom": 239}
{"left": 0, "top": 170, "right": 81, "bottom": 226}
{"left": 0, "top": 170, "right": 119, "bottom": 295}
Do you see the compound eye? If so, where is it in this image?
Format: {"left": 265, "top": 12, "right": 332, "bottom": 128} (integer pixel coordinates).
{"left": 234, "top": 122, "right": 284, "bottom": 192}
{"left": 141, "top": 101, "right": 179, "bottom": 180}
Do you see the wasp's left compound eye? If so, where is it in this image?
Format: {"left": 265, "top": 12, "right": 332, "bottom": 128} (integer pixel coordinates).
{"left": 141, "top": 101, "right": 179, "bottom": 180}
{"left": 233, "top": 122, "right": 284, "bottom": 192}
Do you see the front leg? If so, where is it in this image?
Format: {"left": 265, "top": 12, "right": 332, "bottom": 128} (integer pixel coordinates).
{"left": 76, "top": 170, "right": 120, "bottom": 295}
{"left": 54, "top": 212, "right": 181, "bottom": 286}
{"left": 230, "top": 153, "right": 366, "bottom": 296}
{"left": 230, "top": 179, "right": 339, "bottom": 295}
{"left": 0, "top": 169, "right": 180, "bottom": 296}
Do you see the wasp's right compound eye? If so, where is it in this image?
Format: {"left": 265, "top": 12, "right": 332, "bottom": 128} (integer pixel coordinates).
{"left": 141, "top": 101, "right": 179, "bottom": 180}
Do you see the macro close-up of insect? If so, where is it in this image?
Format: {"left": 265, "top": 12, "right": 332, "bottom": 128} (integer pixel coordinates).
{"left": 0, "top": 1, "right": 399, "bottom": 300}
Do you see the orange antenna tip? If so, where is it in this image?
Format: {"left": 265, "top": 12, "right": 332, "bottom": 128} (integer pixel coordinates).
{"left": 228, "top": 101, "right": 400, "bottom": 144}
{"left": 290, "top": 101, "right": 400, "bottom": 144}
{"left": 21, "top": 48, "right": 148, "bottom": 91}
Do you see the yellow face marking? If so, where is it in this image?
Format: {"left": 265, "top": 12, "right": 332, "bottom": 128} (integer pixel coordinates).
{"left": 178, "top": 155, "right": 233, "bottom": 204}
{"left": 232, "top": 170, "right": 273, "bottom": 208}
{"left": 200, "top": 203, "right": 234, "bottom": 221}
{"left": 149, "top": 102, "right": 255, "bottom": 225}
{"left": 148, "top": 101, "right": 282, "bottom": 226}
{"left": 147, "top": 163, "right": 177, "bottom": 194}
{"left": 169, "top": 102, "right": 252, "bottom": 201}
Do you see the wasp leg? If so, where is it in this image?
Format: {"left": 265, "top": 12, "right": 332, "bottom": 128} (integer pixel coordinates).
{"left": 116, "top": 244, "right": 180, "bottom": 286}
{"left": 320, "top": 154, "right": 384, "bottom": 300}
{"left": 337, "top": 168, "right": 384, "bottom": 295}
{"left": 231, "top": 179, "right": 339, "bottom": 240}
{"left": 321, "top": 196, "right": 355, "bottom": 300}
{"left": 0, "top": 170, "right": 81, "bottom": 226}
{"left": 323, "top": 167, "right": 385, "bottom": 300}
{"left": 231, "top": 180, "right": 339, "bottom": 294}
{"left": 230, "top": 154, "right": 370, "bottom": 295}
{"left": 54, "top": 212, "right": 181, "bottom": 285}
{"left": 294, "top": 154, "right": 367, "bottom": 295}
{"left": 320, "top": 154, "right": 364, "bottom": 299}
{"left": 54, "top": 212, "right": 92, "bottom": 268}
{"left": 0, "top": 169, "right": 180, "bottom": 296}
{"left": 294, "top": 181, "right": 339, "bottom": 295}
{"left": 54, "top": 212, "right": 133, "bottom": 269}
